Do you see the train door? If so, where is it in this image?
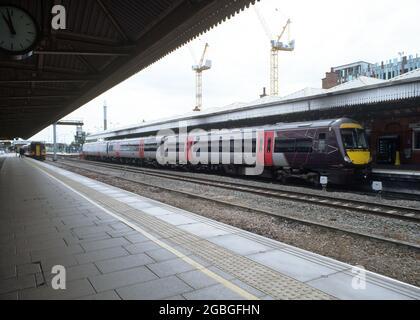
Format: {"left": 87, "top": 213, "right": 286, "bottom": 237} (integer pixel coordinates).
{"left": 186, "top": 136, "right": 193, "bottom": 163}
{"left": 115, "top": 142, "right": 120, "bottom": 159}
{"left": 264, "top": 131, "right": 274, "bottom": 166}
{"left": 139, "top": 140, "right": 144, "bottom": 159}
{"left": 255, "top": 131, "right": 265, "bottom": 167}
{"left": 315, "top": 131, "right": 328, "bottom": 168}
{"left": 35, "top": 144, "right": 41, "bottom": 157}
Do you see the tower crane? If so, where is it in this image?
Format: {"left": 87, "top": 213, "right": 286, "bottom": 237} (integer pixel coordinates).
{"left": 192, "top": 43, "right": 211, "bottom": 111}
{"left": 254, "top": 6, "right": 295, "bottom": 96}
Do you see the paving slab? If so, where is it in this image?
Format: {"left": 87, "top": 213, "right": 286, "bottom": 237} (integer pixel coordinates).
{"left": 178, "top": 222, "right": 231, "bottom": 238}
{"left": 20, "top": 279, "right": 95, "bottom": 300}
{"left": 78, "top": 290, "right": 121, "bottom": 300}
{"left": 207, "top": 234, "right": 272, "bottom": 256}
{"left": 95, "top": 253, "right": 154, "bottom": 273}
{"left": 116, "top": 276, "right": 193, "bottom": 300}
{"left": 182, "top": 284, "right": 246, "bottom": 300}
{"left": 145, "top": 248, "right": 178, "bottom": 262}
{"left": 89, "top": 266, "right": 158, "bottom": 292}
{"left": 248, "top": 250, "right": 345, "bottom": 282}
{"left": 75, "top": 246, "right": 129, "bottom": 265}
{"left": 147, "top": 258, "right": 196, "bottom": 278}
{"left": 124, "top": 241, "right": 161, "bottom": 254}
{"left": 306, "top": 271, "right": 418, "bottom": 300}
{"left": 177, "top": 269, "right": 219, "bottom": 290}
{"left": 80, "top": 237, "right": 130, "bottom": 252}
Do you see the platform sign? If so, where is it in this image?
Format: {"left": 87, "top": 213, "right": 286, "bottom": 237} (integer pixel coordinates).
{"left": 372, "top": 181, "right": 383, "bottom": 192}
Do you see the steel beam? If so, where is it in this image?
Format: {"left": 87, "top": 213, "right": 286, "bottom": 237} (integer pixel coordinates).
{"left": 34, "top": 50, "right": 129, "bottom": 56}
{"left": 57, "top": 120, "right": 84, "bottom": 126}
{"left": 0, "top": 78, "right": 97, "bottom": 83}
{"left": 0, "top": 95, "right": 75, "bottom": 100}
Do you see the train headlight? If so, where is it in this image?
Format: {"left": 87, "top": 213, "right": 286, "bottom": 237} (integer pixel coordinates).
{"left": 344, "top": 156, "right": 352, "bottom": 163}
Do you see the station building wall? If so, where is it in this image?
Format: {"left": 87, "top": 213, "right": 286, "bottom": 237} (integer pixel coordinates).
{"left": 367, "top": 116, "right": 420, "bottom": 166}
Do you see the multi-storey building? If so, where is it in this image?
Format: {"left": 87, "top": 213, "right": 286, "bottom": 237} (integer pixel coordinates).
{"left": 322, "top": 54, "right": 420, "bottom": 89}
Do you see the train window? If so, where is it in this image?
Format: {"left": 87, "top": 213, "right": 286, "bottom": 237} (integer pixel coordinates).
{"left": 341, "top": 129, "right": 368, "bottom": 149}
{"left": 144, "top": 144, "right": 157, "bottom": 152}
{"left": 120, "top": 145, "right": 139, "bottom": 152}
{"left": 295, "top": 139, "right": 313, "bottom": 153}
{"left": 274, "top": 139, "right": 295, "bottom": 152}
{"left": 242, "top": 139, "right": 255, "bottom": 153}
{"left": 267, "top": 138, "right": 272, "bottom": 152}
{"left": 318, "top": 133, "right": 326, "bottom": 152}
{"left": 108, "top": 145, "right": 113, "bottom": 151}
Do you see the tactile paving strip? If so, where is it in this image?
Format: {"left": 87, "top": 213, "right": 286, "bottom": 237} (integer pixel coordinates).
{"left": 36, "top": 162, "right": 334, "bottom": 300}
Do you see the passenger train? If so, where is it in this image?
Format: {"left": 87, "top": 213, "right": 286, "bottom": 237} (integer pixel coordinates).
{"left": 22, "top": 142, "right": 46, "bottom": 161}
{"left": 82, "top": 118, "right": 371, "bottom": 184}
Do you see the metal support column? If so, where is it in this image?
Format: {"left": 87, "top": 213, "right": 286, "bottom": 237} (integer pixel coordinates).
{"left": 103, "top": 102, "right": 108, "bottom": 130}
{"left": 53, "top": 122, "right": 57, "bottom": 161}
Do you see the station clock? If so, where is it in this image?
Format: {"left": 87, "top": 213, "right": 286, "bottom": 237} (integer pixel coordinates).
{"left": 0, "top": 5, "right": 39, "bottom": 60}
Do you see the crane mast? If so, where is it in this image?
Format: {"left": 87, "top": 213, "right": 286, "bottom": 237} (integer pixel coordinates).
{"left": 192, "top": 43, "right": 211, "bottom": 111}
{"left": 254, "top": 6, "right": 295, "bottom": 96}
{"left": 270, "top": 19, "right": 294, "bottom": 96}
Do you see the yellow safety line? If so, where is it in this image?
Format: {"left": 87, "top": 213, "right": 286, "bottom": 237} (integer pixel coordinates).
{"left": 27, "top": 159, "right": 259, "bottom": 300}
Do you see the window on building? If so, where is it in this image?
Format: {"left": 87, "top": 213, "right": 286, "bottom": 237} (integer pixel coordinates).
{"left": 414, "top": 130, "right": 420, "bottom": 150}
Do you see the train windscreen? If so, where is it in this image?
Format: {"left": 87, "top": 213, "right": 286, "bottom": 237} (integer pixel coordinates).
{"left": 341, "top": 128, "right": 368, "bottom": 150}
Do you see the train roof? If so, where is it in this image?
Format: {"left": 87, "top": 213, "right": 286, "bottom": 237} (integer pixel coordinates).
{"left": 270, "top": 118, "right": 358, "bottom": 130}
{"left": 84, "top": 118, "right": 361, "bottom": 144}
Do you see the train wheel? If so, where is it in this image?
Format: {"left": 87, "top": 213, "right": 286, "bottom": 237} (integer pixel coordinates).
{"left": 276, "top": 171, "right": 287, "bottom": 184}
{"left": 308, "top": 173, "right": 320, "bottom": 186}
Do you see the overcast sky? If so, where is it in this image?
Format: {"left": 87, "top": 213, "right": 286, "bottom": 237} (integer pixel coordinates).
{"left": 30, "top": 0, "right": 420, "bottom": 143}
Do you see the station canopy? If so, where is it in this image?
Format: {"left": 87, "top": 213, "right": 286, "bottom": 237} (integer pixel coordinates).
{"left": 0, "top": 0, "right": 255, "bottom": 139}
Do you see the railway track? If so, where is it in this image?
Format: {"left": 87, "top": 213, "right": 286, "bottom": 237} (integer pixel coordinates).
{"left": 47, "top": 157, "right": 420, "bottom": 251}
{"left": 50, "top": 157, "right": 420, "bottom": 223}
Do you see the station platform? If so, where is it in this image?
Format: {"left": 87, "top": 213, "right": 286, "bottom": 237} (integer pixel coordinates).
{"left": 371, "top": 165, "right": 420, "bottom": 195}
{"left": 372, "top": 167, "right": 420, "bottom": 179}
{"left": 1, "top": 155, "right": 419, "bottom": 300}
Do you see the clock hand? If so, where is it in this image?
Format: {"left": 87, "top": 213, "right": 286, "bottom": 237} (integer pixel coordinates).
{"left": 6, "top": 9, "right": 16, "bottom": 35}
{"left": 1, "top": 11, "right": 15, "bottom": 35}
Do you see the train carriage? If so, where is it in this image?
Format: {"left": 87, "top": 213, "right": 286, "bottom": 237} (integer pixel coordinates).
{"left": 82, "top": 118, "right": 371, "bottom": 185}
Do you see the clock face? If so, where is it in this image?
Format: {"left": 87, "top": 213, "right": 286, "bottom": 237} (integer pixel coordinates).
{"left": 0, "top": 5, "right": 39, "bottom": 56}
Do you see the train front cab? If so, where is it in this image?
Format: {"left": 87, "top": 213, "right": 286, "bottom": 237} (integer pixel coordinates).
{"left": 28, "top": 142, "right": 46, "bottom": 160}
{"left": 336, "top": 122, "right": 371, "bottom": 183}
